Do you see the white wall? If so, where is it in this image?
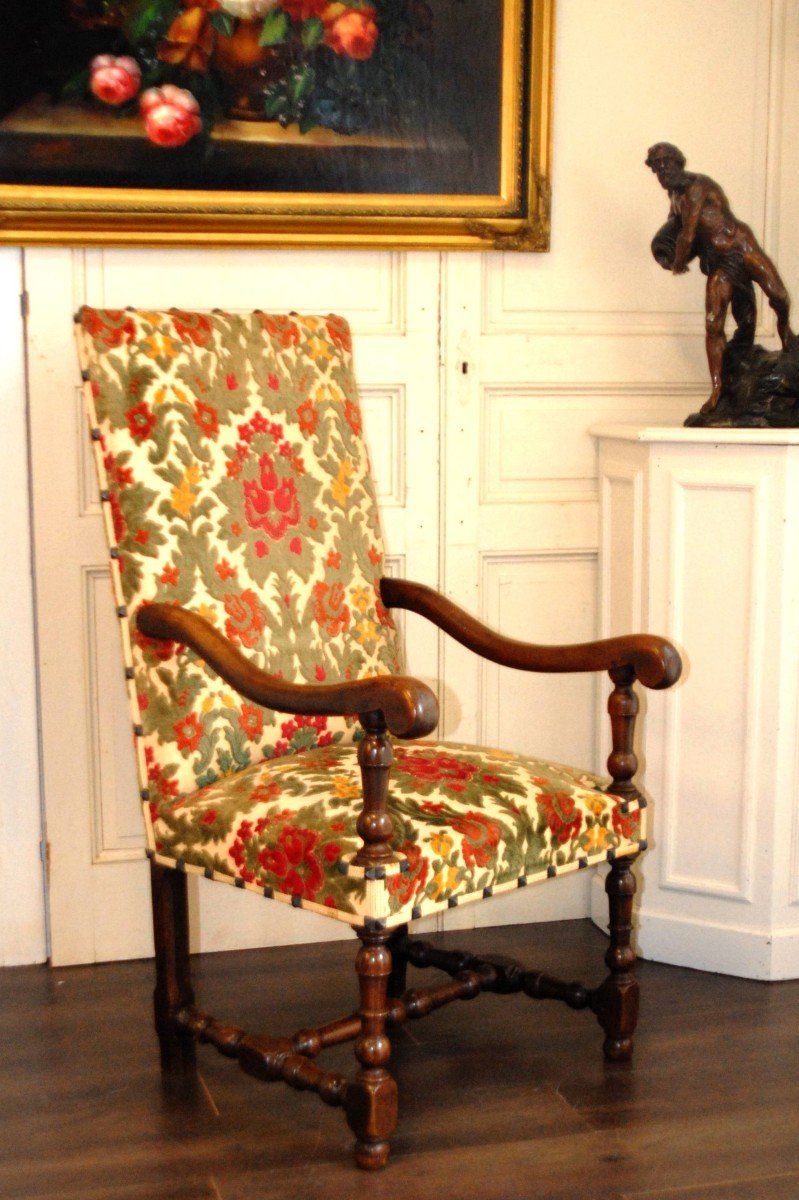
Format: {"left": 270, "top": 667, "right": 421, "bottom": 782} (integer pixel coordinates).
{"left": 3, "top": 0, "right": 797, "bottom": 965}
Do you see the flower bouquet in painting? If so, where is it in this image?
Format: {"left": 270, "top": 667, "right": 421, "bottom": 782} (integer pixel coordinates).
{"left": 63, "top": 0, "right": 434, "bottom": 148}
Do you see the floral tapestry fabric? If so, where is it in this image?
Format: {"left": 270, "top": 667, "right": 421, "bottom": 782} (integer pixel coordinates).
{"left": 146, "top": 740, "right": 645, "bottom": 928}
{"left": 76, "top": 308, "right": 402, "bottom": 813}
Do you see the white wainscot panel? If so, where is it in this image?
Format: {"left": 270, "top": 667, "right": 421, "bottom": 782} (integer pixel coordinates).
{"left": 600, "top": 460, "right": 643, "bottom": 639}
{"left": 480, "top": 385, "right": 695, "bottom": 504}
{"left": 83, "top": 566, "right": 144, "bottom": 864}
{"left": 78, "top": 248, "right": 406, "bottom": 335}
{"left": 662, "top": 473, "right": 765, "bottom": 903}
{"left": 360, "top": 385, "right": 405, "bottom": 508}
{"left": 479, "top": 551, "right": 598, "bottom": 771}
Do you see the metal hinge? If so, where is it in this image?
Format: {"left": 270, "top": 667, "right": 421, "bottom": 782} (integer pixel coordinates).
{"left": 40, "top": 839, "right": 51, "bottom": 885}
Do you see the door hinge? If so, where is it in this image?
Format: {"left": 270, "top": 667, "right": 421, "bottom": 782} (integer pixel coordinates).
{"left": 40, "top": 839, "right": 51, "bottom": 885}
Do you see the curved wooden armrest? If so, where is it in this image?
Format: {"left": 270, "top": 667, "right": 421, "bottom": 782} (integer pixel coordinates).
{"left": 380, "top": 578, "right": 681, "bottom": 691}
{"left": 136, "top": 603, "right": 439, "bottom": 740}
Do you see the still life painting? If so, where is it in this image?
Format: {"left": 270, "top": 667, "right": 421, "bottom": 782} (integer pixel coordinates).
{"left": 0, "top": 0, "right": 552, "bottom": 248}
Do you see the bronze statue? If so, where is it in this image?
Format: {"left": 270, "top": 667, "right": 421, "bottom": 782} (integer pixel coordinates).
{"left": 646, "top": 143, "right": 799, "bottom": 426}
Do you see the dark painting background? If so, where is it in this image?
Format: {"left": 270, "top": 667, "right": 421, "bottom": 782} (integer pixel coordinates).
{"left": 0, "top": 0, "right": 510, "bottom": 199}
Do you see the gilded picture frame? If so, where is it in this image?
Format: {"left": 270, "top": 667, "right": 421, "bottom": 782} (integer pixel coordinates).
{"left": 0, "top": 0, "right": 553, "bottom": 250}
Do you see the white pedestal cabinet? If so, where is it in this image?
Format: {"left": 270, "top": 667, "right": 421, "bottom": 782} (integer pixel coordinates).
{"left": 592, "top": 424, "right": 799, "bottom": 980}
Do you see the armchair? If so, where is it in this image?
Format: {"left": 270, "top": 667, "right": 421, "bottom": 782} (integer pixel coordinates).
{"left": 75, "top": 307, "right": 680, "bottom": 1170}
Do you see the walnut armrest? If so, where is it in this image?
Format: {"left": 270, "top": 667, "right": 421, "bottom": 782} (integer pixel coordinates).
{"left": 381, "top": 578, "right": 681, "bottom": 691}
{"left": 136, "top": 603, "right": 439, "bottom": 740}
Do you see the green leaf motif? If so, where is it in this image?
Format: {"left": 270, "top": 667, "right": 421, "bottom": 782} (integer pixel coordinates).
{"left": 259, "top": 10, "right": 290, "bottom": 46}
{"left": 209, "top": 11, "right": 236, "bottom": 37}
{"left": 301, "top": 17, "right": 325, "bottom": 50}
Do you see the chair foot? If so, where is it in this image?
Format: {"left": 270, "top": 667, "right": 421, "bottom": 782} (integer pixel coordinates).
{"left": 150, "top": 860, "right": 197, "bottom": 1076}
{"left": 591, "top": 855, "right": 640, "bottom": 1063}
{"left": 345, "top": 928, "right": 398, "bottom": 1170}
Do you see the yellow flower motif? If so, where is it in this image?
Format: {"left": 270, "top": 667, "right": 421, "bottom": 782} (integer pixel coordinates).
{"left": 202, "top": 695, "right": 215, "bottom": 714}
{"left": 429, "top": 864, "right": 460, "bottom": 901}
{"left": 352, "top": 586, "right": 372, "bottom": 613}
{"left": 356, "top": 618, "right": 379, "bottom": 648}
{"left": 142, "top": 332, "right": 179, "bottom": 361}
{"left": 331, "top": 457, "right": 353, "bottom": 505}
{"left": 171, "top": 462, "right": 200, "bottom": 517}
{"left": 429, "top": 831, "right": 453, "bottom": 858}
{"left": 583, "top": 824, "right": 610, "bottom": 853}
{"left": 589, "top": 797, "right": 607, "bottom": 817}
{"left": 332, "top": 775, "right": 360, "bottom": 800}
{"left": 308, "top": 335, "right": 333, "bottom": 362}
{"left": 196, "top": 603, "right": 217, "bottom": 625}
{"left": 220, "top": 692, "right": 235, "bottom": 709}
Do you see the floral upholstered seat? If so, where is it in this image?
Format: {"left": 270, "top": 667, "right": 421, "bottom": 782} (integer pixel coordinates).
{"left": 75, "top": 305, "right": 677, "bottom": 1171}
{"left": 148, "top": 740, "right": 643, "bottom": 927}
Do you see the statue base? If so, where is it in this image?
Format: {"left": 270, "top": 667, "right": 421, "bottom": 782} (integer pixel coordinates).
{"left": 685, "top": 337, "right": 799, "bottom": 427}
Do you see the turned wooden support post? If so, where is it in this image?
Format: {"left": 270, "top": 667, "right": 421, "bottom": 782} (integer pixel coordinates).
{"left": 606, "top": 664, "right": 641, "bottom": 801}
{"left": 386, "top": 924, "right": 410, "bottom": 998}
{"left": 352, "top": 711, "right": 395, "bottom": 867}
{"left": 345, "top": 929, "right": 398, "bottom": 1170}
{"left": 150, "top": 860, "right": 196, "bottom": 1074}
{"left": 591, "top": 854, "right": 640, "bottom": 1062}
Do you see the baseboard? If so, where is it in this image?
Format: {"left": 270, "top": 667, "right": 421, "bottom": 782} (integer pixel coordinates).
{"left": 590, "top": 874, "right": 799, "bottom": 981}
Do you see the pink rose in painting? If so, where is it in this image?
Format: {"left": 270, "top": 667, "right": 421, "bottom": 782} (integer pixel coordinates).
{"left": 89, "top": 55, "right": 141, "bottom": 106}
{"left": 140, "top": 85, "right": 202, "bottom": 148}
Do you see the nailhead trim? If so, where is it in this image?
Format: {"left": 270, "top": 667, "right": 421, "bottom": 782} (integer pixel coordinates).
{"left": 291, "top": 894, "right": 301, "bottom": 907}
{"left": 411, "top": 906, "right": 422, "bottom": 921}
{"left": 364, "top": 866, "right": 386, "bottom": 881}
{"left": 204, "top": 867, "right": 214, "bottom": 880}
{"left": 91, "top": 427, "right": 102, "bottom": 440}
{"left": 607, "top": 849, "right": 617, "bottom": 862}
{"left": 125, "top": 667, "right": 134, "bottom": 680}
{"left": 639, "top": 838, "right": 649, "bottom": 852}
{"left": 546, "top": 865, "right": 557, "bottom": 878}
{"left": 447, "top": 896, "right": 458, "bottom": 908}
{"left": 176, "top": 859, "right": 186, "bottom": 872}
{"left": 140, "top": 788, "right": 150, "bottom": 801}
{"left": 263, "top": 885, "right": 273, "bottom": 899}
{"left": 117, "top": 605, "right": 128, "bottom": 618}
{"left": 578, "top": 857, "right": 588, "bottom": 869}
{"left": 483, "top": 885, "right": 493, "bottom": 898}
{"left": 517, "top": 875, "right": 527, "bottom": 888}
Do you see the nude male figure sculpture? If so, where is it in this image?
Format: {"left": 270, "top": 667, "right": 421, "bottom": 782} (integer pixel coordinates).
{"left": 646, "top": 142, "right": 794, "bottom": 415}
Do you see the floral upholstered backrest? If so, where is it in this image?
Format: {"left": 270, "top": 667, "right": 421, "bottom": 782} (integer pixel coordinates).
{"left": 77, "top": 308, "right": 403, "bottom": 807}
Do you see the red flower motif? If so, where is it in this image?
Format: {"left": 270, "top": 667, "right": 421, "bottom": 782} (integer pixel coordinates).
{"left": 239, "top": 703, "right": 264, "bottom": 741}
{"left": 258, "top": 314, "right": 300, "bottom": 347}
{"left": 160, "top": 564, "right": 180, "bottom": 586}
{"left": 450, "top": 812, "right": 501, "bottom": 869}
{"left": 326, "top": 315, "right": 352, "bottom": 352}
{"left": 242, "top": 453, "right": 301, "bottom": 541}
{"left": 201, "top": 809, "right": 217, "bottom": 825}
{"left": 388, "top": 842, "right": 428, "bottom": 907}
{"left": 125, "top": 401, "right": 156, "bottom": 442}
{"left": 394, "top": 748, "right": 478, "bottom": 788}
{"left": 297, "top": 399, "right": 318, "bottom": 436}
{"left": 215, "top": 559, "right": 236, "bottom": 581}
{"left": 174, "top": 713, "right": 203, "bottom": 753}
{"left": 223, "top": 589, "right": 265, "bottom": 649}
{"left": 312, "top": 580, "right": 350, "bottom": 637}
{"left": 108, "top": 491, "right": 126, "bottom": 544}
{"left": 82, "top": 309, "right": 136, "bottom": 348}
{"left": 540, "top": 791, "right": 583, "bottom": 845}
{"left": 193, "top": 400, "right": 219, "bottom": 437}
{"left": 171, "top": 311, "right": 213, "bottom": 346}
{"left": 612, "top": 804, "right": 640, "bottom": 841}
{"left": 259, "top": 825, "right": 325, "bottom": 900}
{"left": 226, "top": 373, "right": 238, "bottom": 390}
{"left": 344, "top": 399, "right": 362, "bottom": 436}
{"left": 267, "top": 373, "right": 279, "bottom": 391}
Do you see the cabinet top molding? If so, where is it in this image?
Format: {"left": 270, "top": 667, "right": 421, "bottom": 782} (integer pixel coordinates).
{"left": 590, "top": 422, "right": 799, "bottom": 447}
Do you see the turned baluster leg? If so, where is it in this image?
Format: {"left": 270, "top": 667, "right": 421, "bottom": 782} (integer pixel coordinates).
{"left": 344, "top": 712, "right": 399, "bottom": 1168}
{"left": 592, "top": 855, "right": 640, "bottom": 1062}
{"left": 150, "top": 860, "right": 196, "bottom": 1074}
{"left": 345, "top": 929, "right": 397, "bottom": 1170}
{"left": 591, "top": 665, "right": 642, "bottom": 1061}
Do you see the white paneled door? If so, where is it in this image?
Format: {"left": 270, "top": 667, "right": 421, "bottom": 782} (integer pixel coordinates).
{"left": 27, "top": 247, "right": 440, "bottom": 965}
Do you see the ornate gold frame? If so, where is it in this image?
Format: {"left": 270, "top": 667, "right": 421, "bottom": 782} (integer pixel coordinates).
{"left": 0, "top": 0, "right": 553, "bottom": 251}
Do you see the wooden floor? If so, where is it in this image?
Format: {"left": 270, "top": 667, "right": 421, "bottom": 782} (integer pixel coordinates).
{"left": 2, "top": 920, "right": 798, "bottom": 1200}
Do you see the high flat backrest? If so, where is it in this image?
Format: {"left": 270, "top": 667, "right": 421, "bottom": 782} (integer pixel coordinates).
{"left": 76, "top": 308, "right": 402, "bottom": 807}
